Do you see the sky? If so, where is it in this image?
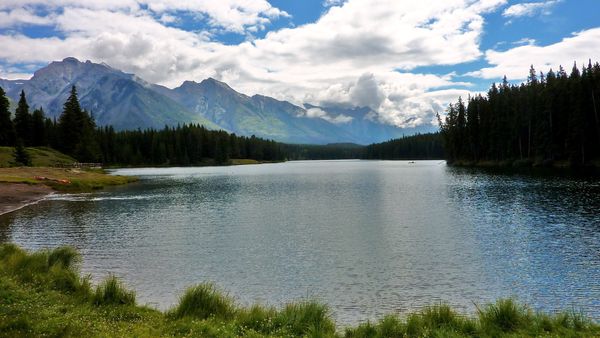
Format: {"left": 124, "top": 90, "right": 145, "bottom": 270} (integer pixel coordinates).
{"left": 0, "top": 0, "right": 599, "bottom": 128}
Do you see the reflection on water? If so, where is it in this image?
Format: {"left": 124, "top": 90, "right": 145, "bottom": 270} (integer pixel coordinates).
{"left": 1, "top": 160, "right": 599, "bottom": 325}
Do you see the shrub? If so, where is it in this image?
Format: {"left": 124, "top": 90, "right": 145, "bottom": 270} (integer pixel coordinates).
{"left": 275, "top": 300, "right": 336, "bottom": 337}
{"left": 236, "top": 304, "right": 278, "bottom": 333}
{"left": 48, "top": 246, "right": 80, "bottom": 269}
{"left": 92, "top": 275, "right": 136, "bottom": 306}
{"left": 171, "top": 283, "right": 235, "bottom": 320}
{"left": 478, "top": 298, "right": 531, "bottom": 333}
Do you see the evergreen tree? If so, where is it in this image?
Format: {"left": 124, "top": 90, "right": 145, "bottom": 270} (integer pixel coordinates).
{"left": 58, "top": 86, "right": 81, "bottom": 154}
{"left": 438, "top": 59, "right": 600, "bottom": 166}
{"left": 31, "top": 107, "right": 47, "bottom": 146}
{"left": 58, "top": 86, "right": 99, "bottom": 161}
{"left": 0, "top": 86, "right": 16, "bottom": 146}
{"left": 74, "top": 109, "right": 100, "bottom": 162}
{"left": 13, "top": 140, "right": 31, "bottom": 166}
{"left": 13, "top": 90, "right": 31, "bottom": 145}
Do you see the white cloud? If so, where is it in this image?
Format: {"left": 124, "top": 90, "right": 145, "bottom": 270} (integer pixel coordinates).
{"left": 0, "top": 8, "right": 54, "bottom": 27}
{"left": 468, "top": 28, "right": 600, "bottom": 80}
{"left": 0, "top": 0, "right": 287, "bottom": 33}
{"left": 305, "top": 108, "right": 353, "bottom": 124}
{"left": 503, "top": 0, "right": 560, "bottom": 18}
{"left": 0, "top": 0, "right": 511, "bottom": 128}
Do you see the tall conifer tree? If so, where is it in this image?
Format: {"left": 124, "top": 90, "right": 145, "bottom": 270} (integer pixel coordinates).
{"left": 0, "top": 87, "right": 16, "bottom": 146}
{"left": 13, "top": 90, "right": 31, "bottom": 145}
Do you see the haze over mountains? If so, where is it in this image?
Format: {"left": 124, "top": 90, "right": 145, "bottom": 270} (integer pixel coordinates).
{"left": 0, "top": 58, "right": 435, "bottom": 144}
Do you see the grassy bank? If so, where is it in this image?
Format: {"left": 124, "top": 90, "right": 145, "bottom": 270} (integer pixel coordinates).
{"left": 0, "top": 167, "right": 136, "bottom": 192}
{"left": 0, "top": 146, "right": 136, "bottom": 192}
{"left": 0, "top": 146, "right": 77, "bottom": 168}
{"left": 0, "top": 244, "right": 598, "bottom": 337}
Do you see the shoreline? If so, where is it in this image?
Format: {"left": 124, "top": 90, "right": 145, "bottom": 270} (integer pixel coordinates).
{"left": 1, "top": 243, "right": 599, "bottom": 337}
{"left": 0, "top": 183, "right": 54, "bottom": 216}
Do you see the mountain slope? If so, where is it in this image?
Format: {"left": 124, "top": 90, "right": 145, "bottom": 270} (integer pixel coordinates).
{"left": 165, "top": 79, "right": 358, "bottom": 144}
{"left": 1, "top": 58, "right": 219, "bottom": 130}
{"left": 0, "top": 58, "right": 435, "bottom": 144}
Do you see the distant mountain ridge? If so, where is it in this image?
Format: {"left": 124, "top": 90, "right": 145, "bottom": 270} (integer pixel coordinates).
{"left": 0, "top": 58, "right": 435, "bottom": 144}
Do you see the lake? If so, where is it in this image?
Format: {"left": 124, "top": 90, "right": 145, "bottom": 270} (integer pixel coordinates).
{"left": 1, "top": 160, "right": 599, "bottom": 325}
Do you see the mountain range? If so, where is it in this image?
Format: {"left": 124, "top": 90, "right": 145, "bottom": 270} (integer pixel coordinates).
{"left": 0, "top": 58, "right": 435, "bottom": 144}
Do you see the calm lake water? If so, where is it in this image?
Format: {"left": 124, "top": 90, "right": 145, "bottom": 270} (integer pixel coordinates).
{"left": 1, "top": 160, "right": 599, "bottom": 325}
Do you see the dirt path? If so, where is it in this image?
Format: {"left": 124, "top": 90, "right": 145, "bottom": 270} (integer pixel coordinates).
{"left": 0, "top": 183, "right": 54, "bottom": 216}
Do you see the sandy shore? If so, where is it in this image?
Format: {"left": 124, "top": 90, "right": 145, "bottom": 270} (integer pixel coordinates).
{"left": 0, "top": 183, "right": 54, "bottom": 216}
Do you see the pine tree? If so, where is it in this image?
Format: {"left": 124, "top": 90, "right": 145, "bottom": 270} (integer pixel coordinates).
{"left": 0, "top": 86, "right": 16, "bottom": 146}
{"left": 74, "top": 109, "right": 100, "bottom": 162}
{"left": 31, "top": 107, "right": 47, "bottom": 146}
{"left": 57, "top": 86, "right": 99, "bottom": 161}
{"left": 58, "top": 86, "right": 81, "bottom": 154}
{"left": 13, "top": 139, "right": 31, "bottom": 166}
{"left": 13, "top": 90, "right": 31, "bottom": 145}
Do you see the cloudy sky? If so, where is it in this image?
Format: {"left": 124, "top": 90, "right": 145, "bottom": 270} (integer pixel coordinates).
{"left": 0, "top": 0, "right": 599, "bottom": 128}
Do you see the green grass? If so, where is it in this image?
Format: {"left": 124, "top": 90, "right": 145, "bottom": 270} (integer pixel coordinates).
{"left": 92, "top": 275, "right": 136, "bottom": 306}
{"left": 0, "top": 146, "right": 77, "bottom": 167}
{"left": 171, "top": 283, "right": 235, "bottom": 320}
{"left": 0, "top": 166, "right": 137, "bottom": 192}
{"left": 0, "top": 146, "right": 136, "bottom": 192}
{"left": 0, "top": 244, "right": 599, "bottom": 337}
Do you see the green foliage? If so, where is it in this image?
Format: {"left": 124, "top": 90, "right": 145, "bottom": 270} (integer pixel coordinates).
{"left": 13, "top": 90, "right": 31, "bottom": 146}
{"left": 284, "top": 143, "right": 365, "bottom": 160}
{"left": 171, "top": 283, "right": 235, "bottom": 320}
{"left": 47, "top": 246, "right": 80, "bottom": 269}
{"left": 31, "top": 107, "right": 47, "bottom": 146}
{"left": 1, "top": 244, "right": 599, "bottom": 337}
{"left": 57, "top": 86, "right": 100, "bottom": 161}
{"left": 275, "top": 301, "right": 336, "bottom": 337}
{"left": 92, "top": 275, "right": 136, "bottom": 306}
{"left": 477, "top": 298, "right": 531, "bottom": 333}
{"left": 0, "top": 244, "right": 89, "bottom": 295}
{"left": 235, "top": 304, "right": 278, "bottom": 333}
{"left": 363, "top": 132, "right": 444, "bottom": 160}
{"left": 0, "top": 86, "right": 16, "bottom": 146}
{"left": 0, "top": 146, "right": 76, "bottom": 167}
{"left": 12, "top": 140, "right": 31, "bottom": 166}
{"left": 440, "top": 60, "right": 600, "bottom": 167}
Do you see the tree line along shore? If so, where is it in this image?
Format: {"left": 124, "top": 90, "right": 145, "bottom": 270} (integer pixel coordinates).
{"left": 3, "top": 62, "right": 600, "bottom": 170}
{"left": 0, "top": 243, "right": 598, "bottom": 337}
{"left": 439, "top": 61, "right": 600, "bottom": 168}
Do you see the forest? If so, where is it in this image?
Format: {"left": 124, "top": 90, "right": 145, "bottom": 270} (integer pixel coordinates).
{"left": 439, "top": 60, "right": 600, "bottom": 167}
{"left": 7, "top": 59, "right": 599, "bottom": 168}
{"left": 0, "top": 86, "right": 286, "bottom": 166}
{"left": 363, "top": 133, "right": 444, "bottom": 160}
{"left": 0, "top": 85, "right": 444, "bottom": 165}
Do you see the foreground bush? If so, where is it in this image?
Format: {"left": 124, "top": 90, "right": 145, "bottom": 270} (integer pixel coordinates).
{"left": 0, "top": 244, "right": 599, "bottom": 337}
{"left": 92, "top": 275, "right": 136, "bottom": 306}
{"left": 171, "top": 283, "right": 234, "bottom": 320}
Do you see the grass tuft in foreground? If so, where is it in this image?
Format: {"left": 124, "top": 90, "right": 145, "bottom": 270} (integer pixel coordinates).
{"left": 0, "top": 243, "right": 599, "bottom": 337}
{"left": 92, "top": 275, "right": 136, "bottom": 306}
{"left": 171, "top": 283, "right": 235, "bottom": 320}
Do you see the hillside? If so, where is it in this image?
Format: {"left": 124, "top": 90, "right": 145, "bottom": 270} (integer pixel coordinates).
{"left": 0, "top": 58, "right": 435, "bottom": 144}
{"left": 0, "top": 146, "right": 76, "bottom": 167}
